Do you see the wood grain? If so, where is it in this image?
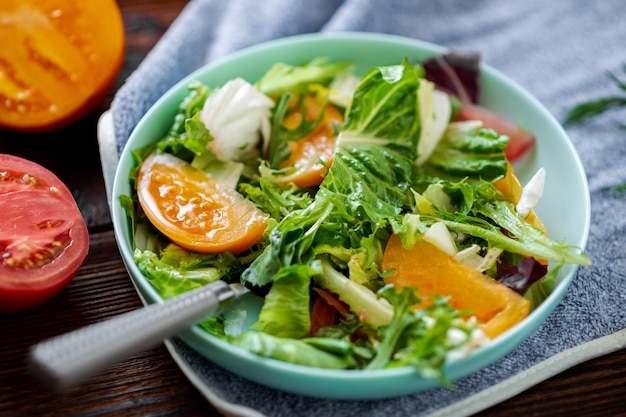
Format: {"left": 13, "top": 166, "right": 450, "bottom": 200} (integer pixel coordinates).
{"left": 0, "top": 231, "right": 214, "bottom": 417}
{"left": 0, "top": 1, "right": 625, "bottom": 416}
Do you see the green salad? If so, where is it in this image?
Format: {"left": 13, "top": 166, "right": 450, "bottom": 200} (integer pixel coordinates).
{"left": 121, "top": 55, "right": 590, "bottom": 384}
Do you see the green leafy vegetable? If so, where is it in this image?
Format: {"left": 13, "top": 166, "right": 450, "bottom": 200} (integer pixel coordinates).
{"left": 229, "top": 331, "right": 355, "bottom": 369}
{"left": 254, "top": 57, "right": 353, "bottom": 97}
{"left": 420, "top": 122, "right": 509, "bottom": 181}
{"left": 120, "top": 56, "right": 592, "bottom": 383}
{"left": 564, "top": 64, "right": 626, "bottom": 190}
{"left": 242, "top": 61, "right": 422, "bottom": 332}
{"left": 564, "top": 64, "right": 626, "bottom": 127}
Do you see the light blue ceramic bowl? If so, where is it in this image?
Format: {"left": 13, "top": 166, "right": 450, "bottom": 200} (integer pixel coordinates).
{"left": 111, "top": 32, "right": 590, "bottom": 400}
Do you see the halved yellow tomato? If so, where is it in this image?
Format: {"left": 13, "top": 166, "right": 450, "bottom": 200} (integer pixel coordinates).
{"left": 279, "top": 94, "right": 343, "bottom": 187}
{"left": 0, "top": 0, "right": 125, "bottom": 132}
{"left": 137, "top": 152, "right": 268, "bottom": 255}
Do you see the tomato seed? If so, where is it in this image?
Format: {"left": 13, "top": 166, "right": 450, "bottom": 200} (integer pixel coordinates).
{"left": 22, "top": 174, "right": 37, "bottom": 185}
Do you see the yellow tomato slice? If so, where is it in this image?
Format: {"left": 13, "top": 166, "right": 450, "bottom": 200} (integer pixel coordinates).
{"left": 382, "top": 234, "right": 530, "bottom": 339}
{"left": 494, "top": 161, "right": 546, "bottom": 234}
{"left": 278, "top": 94, "right": 343, "bottom": 188}
{"left": 0, "top": 0, "right": 125, "bottom": 132}
{"left": 137, "top": 152, "right": 268, "bottom": 255}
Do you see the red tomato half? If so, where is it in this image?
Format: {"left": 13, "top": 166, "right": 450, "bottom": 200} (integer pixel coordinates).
{"left": 456, "top": 102, "right": 536, "bottom": 162}
{"left": 0, "top": 154, "right": 89, "bottom": 313}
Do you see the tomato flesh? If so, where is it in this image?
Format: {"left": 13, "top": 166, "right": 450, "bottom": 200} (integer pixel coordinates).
{"left": 0, "top": 0, "right": 125, "bottom": 132}
{"left": 279, "top": 95, "right": 344, "bottom": 187}
{"left": 137, "top": 152, "right": 268, "bottom": 255}
{"left": 382, "top": 235, "right": 530, "bottom": 339}
{"left": 0, "top": 154, "right": 89, "bottom": 313}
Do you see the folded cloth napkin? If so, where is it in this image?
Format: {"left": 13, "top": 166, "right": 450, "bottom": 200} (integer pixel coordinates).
{"left": 103, "top": 1, "right": 626, "bottom": 416}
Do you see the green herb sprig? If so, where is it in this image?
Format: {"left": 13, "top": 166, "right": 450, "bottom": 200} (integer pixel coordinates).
{"left": 564, "top": 64, "right": 626, "bottom": 191}
{"left": 564, "top": 64, "right": 626, "bottom": 127}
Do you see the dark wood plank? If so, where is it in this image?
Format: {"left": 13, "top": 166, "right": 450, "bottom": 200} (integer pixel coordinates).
{"left": 0, "top": 1, "right": 624, "bottom": 416}
{"left": 0, "top": 230, "right": 215, "bottom": 417}
{"left": 0, "top": 0, "right": 193, "bottom": 231}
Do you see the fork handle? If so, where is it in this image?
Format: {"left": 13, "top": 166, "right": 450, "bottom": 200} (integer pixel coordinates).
{"left": 28, "top": 280, "right": 235, "bottom": 390}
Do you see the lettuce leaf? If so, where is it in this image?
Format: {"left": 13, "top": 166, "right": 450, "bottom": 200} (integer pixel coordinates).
{"left": 254, "top": 57, "right": 353, "bottom": 97}
{"left": 228, "top": 331, "right": 355, "bottom": 369}
{"left": 242, "top": 60, "right": 423, "bottom": 335}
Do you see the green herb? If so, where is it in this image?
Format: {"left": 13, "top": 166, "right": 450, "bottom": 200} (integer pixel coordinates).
{"left": 564, "top": 65, "right": 626, "bottom": 191}
{"left": 602, "top": 183, "right": 626, "bottom": 192}
{"left": 564, "top": 64, "right": 626, "bottom": 127}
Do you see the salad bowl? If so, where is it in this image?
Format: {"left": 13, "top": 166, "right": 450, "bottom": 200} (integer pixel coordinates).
{"left": 111, "top": 32, "right": 590, "bottom": 399}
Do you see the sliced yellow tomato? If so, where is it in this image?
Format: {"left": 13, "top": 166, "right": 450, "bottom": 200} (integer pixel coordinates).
{"left": 137, "top": 152, "right": 268, "bottom": 255}
{"left": 278, "top": 94, "right": 343, "bottom": 188}
{"left": 494, "top": 161, "right": 546, "bottom": 234}
{"left": 0, "top": 0, "right": 125, "bottom": 132}
{"left": 382, "top": 234, "right": 530, "bottom": 339}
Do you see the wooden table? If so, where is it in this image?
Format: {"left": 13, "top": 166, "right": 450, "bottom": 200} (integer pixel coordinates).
{"left": 1, "top": 1, "right": 625, "bottom": 416}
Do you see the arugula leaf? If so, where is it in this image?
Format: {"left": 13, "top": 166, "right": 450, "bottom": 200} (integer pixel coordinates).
{"left": 367, "top": 284, "right": 476, "bottom": 387}
{"left": 564, "top": 65, "right": 626, "bottom": 190}
{"left": 238, "top": 178, "right": 314, "bottom": 221}
{"left": 565, "top": 96, "right": 626, "bottom": 126}
{"left": 415, "top": 181, "right": 591, "bottom": 266}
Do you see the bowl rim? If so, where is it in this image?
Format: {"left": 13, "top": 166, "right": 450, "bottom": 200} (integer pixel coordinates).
{"left": 111, "top": 31, "right": 591, "bottom": 399}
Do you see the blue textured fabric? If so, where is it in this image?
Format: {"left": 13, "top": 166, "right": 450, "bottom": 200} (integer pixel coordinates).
{"left": 109, "top": 1, "right": 626, "bottom": 415}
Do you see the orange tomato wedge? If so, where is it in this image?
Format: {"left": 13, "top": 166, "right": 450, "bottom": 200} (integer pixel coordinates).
{"left": 137, "top": 152, "right": 268, "bottom": 255}
{"left": 0, "top": 0, "right": 125, "bottom": 132}
{"left": 382, "top": 234, "right": 530, "bottom": 339}
{"left": 494, "top": 162, "right": 546, "bottom": 233}
{"left": 278, "top": 94, "right": 343, "bottom": 187}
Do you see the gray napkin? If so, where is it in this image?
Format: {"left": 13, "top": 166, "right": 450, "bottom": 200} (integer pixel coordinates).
{"left": 106, "top": 1, "right": 626, "bottom": 416}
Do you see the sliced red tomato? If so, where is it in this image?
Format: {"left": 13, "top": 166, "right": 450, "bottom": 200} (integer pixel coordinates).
{"left": 311, "top": 292, "right": 338, "bottom": 336}
{"left": 456, "top": 102, "right": 536, "bottom": 162}
{"left": 137, "top": 152, "right": 268, "bottom": 255}
{"left": 278, "top": 94, "right": 344, "bottom": 188}
{"left": 0, "top": 154, "right": 89, "bottom": 314}
{"left": 310, "top": 287, "right": 350, "bottom": 336}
